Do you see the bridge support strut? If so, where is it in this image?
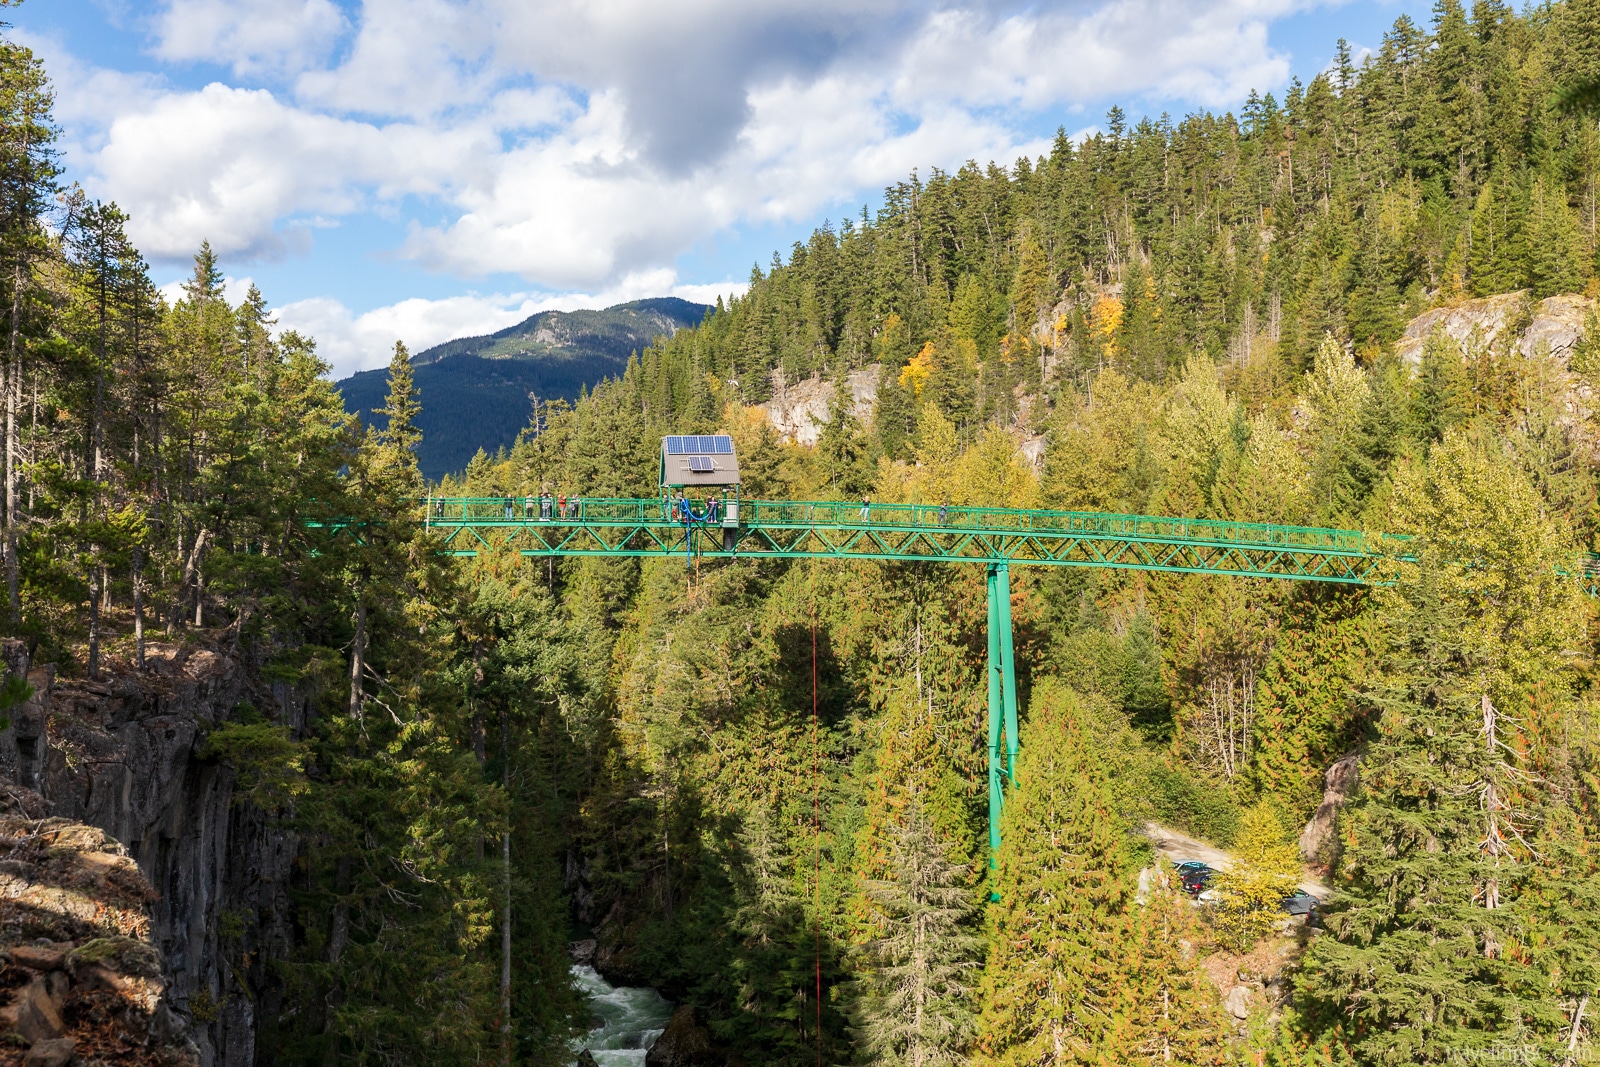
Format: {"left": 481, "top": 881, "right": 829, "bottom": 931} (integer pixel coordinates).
{"left": 987, "top": 562, "right": 1018, "bottom": 894}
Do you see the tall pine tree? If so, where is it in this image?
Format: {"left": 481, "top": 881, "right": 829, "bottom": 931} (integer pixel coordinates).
{"left": 975, "top": 682, "right": 1133, "bottom": 1065}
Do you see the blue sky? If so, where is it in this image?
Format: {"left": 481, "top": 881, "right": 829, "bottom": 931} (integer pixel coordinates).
{"left": 16, "top": 0, "right": 1431, "bottom": 378}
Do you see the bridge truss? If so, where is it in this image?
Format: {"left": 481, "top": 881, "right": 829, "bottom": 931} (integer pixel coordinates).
{"left": 421, "top": 496, "right": 1422, "bottom": 874}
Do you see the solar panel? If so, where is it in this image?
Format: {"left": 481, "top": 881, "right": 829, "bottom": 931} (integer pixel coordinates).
{"left": 665, "top": 435, "right": 734, "bottom": 456}
{"left": 688, "top": 456, "right": 714, "bottom": 472}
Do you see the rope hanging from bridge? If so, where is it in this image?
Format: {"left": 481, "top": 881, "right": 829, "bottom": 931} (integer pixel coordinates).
{"left": 671, "top": 493, "right": 722, "bottom": 567}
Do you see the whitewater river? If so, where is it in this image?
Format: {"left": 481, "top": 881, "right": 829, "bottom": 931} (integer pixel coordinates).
{"left": 572, "top": 964, "right": 673, "bottom": 1066}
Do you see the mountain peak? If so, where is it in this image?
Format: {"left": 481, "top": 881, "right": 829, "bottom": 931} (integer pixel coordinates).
{"left": 339, "top": 296, "right": 711, "bottom": 479}
{"left": 410, "top": 297, "right": 710, "bottom": 366}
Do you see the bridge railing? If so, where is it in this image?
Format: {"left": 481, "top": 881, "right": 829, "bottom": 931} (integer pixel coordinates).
{"left": 736, "top": 500, "right": 1373, "bottom": 553}
{"left": 421, "top": 496, "right": 1375, "bottom": 554}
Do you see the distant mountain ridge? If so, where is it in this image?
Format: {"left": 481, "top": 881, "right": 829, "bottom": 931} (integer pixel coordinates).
{"left": 411, "top": 296, "right": 710, "bottom": 365}
{"left": 338, "top": 297, "right": 710, "bottom": 480}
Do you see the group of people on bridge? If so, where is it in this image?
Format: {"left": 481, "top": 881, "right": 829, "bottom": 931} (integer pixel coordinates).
{"left": 428, "top": 493, "right": 967, "bottom": 527}
{"left": 514, "top": 494, "right": 581, "bottom": 520}
{"left": 427, "top": 494, "right": 586, "bottom": 521}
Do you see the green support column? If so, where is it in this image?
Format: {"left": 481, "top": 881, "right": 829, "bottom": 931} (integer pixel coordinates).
{"left": 995, "top": 561, "right": 1018, "bottom": 783}
{"left": 987, "top": 565, "right": 1003, "bottom": 873}
{"left": 988, "top": 562, "right": 1020, "bottom": 900}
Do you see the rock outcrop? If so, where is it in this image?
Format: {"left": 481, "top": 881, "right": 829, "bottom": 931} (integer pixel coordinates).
{"left": 1394, "top": 292, "right": 1593, "bottom": 365}
{"left": 1299, "top": 754, "right": 1360, "bottom": 866}
{"left": 645, "top": 1005, "right": 716, "bottom": 1067}
{"left": 760, "top": 367, "right": 881, "bottom": 445}
{"left": 0, "top": 804, "right": 198, "bottom": 1064}
{"left": 0, "top": 640, "right": 303, "bottom": 1066}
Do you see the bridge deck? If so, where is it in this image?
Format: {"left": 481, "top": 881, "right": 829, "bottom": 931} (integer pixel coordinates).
{"left": 423, "top": 497, "right": 1405, "bottom": 584}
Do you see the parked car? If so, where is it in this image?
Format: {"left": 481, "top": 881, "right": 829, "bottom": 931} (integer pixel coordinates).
{"left": 1282, "top": 891, "right": 1321, "bottom": 927}
{"left": 1281, "top": 891, "right": 1316, "bottom": 916}
{"left": 1175, "top": 861, "right": 1212, "bottom": 897}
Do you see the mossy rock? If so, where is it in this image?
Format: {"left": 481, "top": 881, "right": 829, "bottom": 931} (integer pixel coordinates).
{"left": 68, "top": 936, "right": 160, "bottom": 978}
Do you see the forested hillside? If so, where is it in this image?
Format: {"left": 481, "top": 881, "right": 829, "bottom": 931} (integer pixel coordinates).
{"left": 8, "top": 0, "right": 1600, "bottom": 1065}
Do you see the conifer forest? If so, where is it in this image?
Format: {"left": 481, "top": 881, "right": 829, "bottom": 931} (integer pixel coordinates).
{"left": 15, "top": 1, "right": 1600, "bottom": 1064}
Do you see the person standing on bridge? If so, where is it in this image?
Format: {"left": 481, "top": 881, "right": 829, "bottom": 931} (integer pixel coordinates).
{"left": 503, "top": 495, "right": 514, "bottom": 520}
{"left": 525, "top": 495, "right": 535, "bottom": 520}
{"left": 860, "top": 496, "right": 871, "bottom": 521}
{"left": 540, "top": 492, "right": 553, "bottom": 521}
{"left": 939, "top": 501, "right": 948, "bottom": 525}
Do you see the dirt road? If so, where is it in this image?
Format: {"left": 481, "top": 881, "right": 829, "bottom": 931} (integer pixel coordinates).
{"left": 1142, "top": 821, "right": 1331, "bottom": 899}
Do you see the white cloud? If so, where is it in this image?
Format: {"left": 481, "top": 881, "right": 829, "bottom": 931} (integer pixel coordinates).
{"left": 40, "top": 0, "right": 1322, "bottom": 345}
{"left": 889, "top": 1, "right": 1295, "bottom": 113}
{"left": 276, "top": 272, "right": 748, "bottom": 379}
{"left": 154, "top": 0, "right": 349, "bottom": 77}
{"left": 90, "top": 82, "right": 486, "bottom": 261}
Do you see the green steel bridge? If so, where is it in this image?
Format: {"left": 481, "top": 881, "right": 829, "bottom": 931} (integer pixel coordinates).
{"left": 417, "top": 496, "right": 1594, "bottom": 875}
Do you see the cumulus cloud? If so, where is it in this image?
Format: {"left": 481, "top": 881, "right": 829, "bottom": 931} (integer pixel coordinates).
{"left": 153, "top": 0, "right": 349, "bottom": 78}
{"left": 42, "top": 0, "right": 1311, "bottom": 340}
{"left": 892, "top": 0, "right": 1294, "bottom": 111}
{"left": 91, "top": 83, "right": 488, "bottom": 261}
{"left": 277, "top": 272, "right": 748, "bottom": 379}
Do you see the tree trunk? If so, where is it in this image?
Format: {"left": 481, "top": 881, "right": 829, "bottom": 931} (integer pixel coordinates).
{"left": 4, "top": 264, "right": 20, "bottom": 625}
{"left": 169, "top": 527, "right": 209, "bottom": 632}
{"left": 347, "top": 595, "right": 366, "bottom": 719}
{"left": 132, "top": 546, "right": 144, "bottom": 669}
{"left": 322, "top": 856, "right": 352, "bottom": 1067}
{"left": 500, "top": 709, "right": 512, "bottom": 1063}
{"left": 1568, "top": 993, "right": 1591, "bottom": 1065}
{"left": 86, "top": 563, "right": 100, "bottom": 679}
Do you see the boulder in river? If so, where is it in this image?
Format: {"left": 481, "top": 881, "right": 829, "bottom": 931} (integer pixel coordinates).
{"left": 645, "top": 1004, "right": 715, "bottom": 1066}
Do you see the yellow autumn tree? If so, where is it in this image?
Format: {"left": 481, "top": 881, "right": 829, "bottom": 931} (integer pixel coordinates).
{"left": 952, "top": 426, "right": 1039, "bottom": 509}
{"left": 1089, "top": 294, "right": 1124, "bottom": 364}
{"left": 1208, "top": 800, "right": 1302, "bottom": 951}
{"left": 899, "top": 341, "right": 936, "bottom": 397}
{"left": 1041, "top": 368, "right": 1165, "bottom": 513}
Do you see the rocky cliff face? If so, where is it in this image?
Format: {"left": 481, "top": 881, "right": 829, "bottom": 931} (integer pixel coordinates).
{"left": 0, "top": 641, "right": 297, "bottom": 1067}
{"left": 759, "top": 367, "right": 882, "bottom": 446}
{"left": 1393, "top": 292, "right": 1593, "bottom": 365}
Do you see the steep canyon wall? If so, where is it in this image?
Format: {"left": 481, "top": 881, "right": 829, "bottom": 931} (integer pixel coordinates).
{"left": 0, "top": 642, "right": 295, "bottom": 1066}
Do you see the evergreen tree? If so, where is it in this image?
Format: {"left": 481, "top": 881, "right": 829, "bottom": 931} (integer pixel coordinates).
{"left": 976, "top": 683, "right": 1132, "bottom": 1065}
{"left": 1467, "top": 170, "right": 1527, "bottom": 296}
{"left": 1414, "top": 328, "right": 1472, "bottom": 444}
{"left": 1250, "top": 593, "right": 1376, "bottom": 822}
{"left": 1296, "top": 431, "right": 1587, "bottom": 1065}
{"left": 1526, "top": 178, "right": 1586, "bottom": 298}
{"left": 1302, "top": 335, "right": 1372, "bottom": 522}
{"left": 1100, "top": 863, "right": 1229, "bottom": 1065}
{"left": 851, "top": 796, "right": 982, "bottom": 1067}
{"left": 279, "top": 347, "right": 501, "bottom": 1063}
